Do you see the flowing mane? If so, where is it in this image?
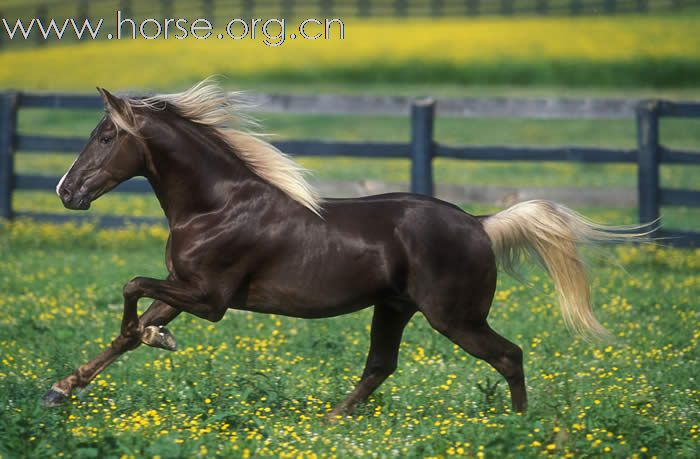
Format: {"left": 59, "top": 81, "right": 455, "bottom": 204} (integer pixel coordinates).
{"left": 113, "top": 80, "right": 322, "bottom": 216}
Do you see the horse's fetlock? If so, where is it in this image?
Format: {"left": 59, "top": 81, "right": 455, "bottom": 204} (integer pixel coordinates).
{"left": 507, "top": 346, "right": 524, "bottom": 365}
{"left": 75, "top": 369, "right": 93, "bottom": 387}
{"left": 112, "top": 332, "right": 141, "bottom": 351}
{"left": 364, "top": 363, "right": 396, "bottom": 379}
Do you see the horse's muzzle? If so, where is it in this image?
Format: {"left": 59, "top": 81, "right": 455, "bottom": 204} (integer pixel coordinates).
{"left": 58, "top": 184, "right": 91, "bottom": 210}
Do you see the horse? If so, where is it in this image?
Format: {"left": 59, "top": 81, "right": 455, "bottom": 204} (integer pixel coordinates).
{"left": 44, "top": 80, "right": 640, "bottom": 417}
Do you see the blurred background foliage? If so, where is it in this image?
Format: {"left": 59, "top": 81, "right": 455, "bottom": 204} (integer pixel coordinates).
{"left": 1, "top": 14, "right": 699, "bottom": 90}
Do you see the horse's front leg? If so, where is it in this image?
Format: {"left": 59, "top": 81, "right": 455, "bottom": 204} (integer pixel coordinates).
{"left": 43, "top": 300, "right": 180, "bottom": 406}
{"left": 121, "top": 276, "right": 224, "bottom": 337}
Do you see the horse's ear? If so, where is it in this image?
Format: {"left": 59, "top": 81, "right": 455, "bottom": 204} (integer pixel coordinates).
{"left": 97, "top": 87, "right": 128, "bottom": 117}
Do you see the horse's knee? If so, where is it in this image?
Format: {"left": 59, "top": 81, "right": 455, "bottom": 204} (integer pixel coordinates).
{"left": 123, "top": 277, "right": 144, "bottom": 300}
{"left": 505, "top": 344, "right": 523, "bottom": 366}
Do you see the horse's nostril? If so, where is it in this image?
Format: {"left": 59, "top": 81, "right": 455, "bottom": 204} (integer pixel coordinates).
{"left": 59, "top": 187, "right": 72, "bottom": 200}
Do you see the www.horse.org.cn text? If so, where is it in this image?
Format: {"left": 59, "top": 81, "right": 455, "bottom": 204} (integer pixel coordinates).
{"left": 1, "top": 11, "right": 345, "bottom": 47}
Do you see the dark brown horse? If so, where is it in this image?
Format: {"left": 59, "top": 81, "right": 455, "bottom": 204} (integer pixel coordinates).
{"left": 44, "top": 81, "right": 637, "bottom": 417}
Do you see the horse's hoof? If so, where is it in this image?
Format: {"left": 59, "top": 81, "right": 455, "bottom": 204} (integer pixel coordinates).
{"left": 141, "top": 325, "right": 177, "bottom": 351}
{"left": 42, "top": 386, "right": 69, "bottom": 407}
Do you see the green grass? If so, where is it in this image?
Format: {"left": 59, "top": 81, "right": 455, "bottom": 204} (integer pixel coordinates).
{"left": 3, "top": 88, "right": 699, "bottom": 458}
{"left": 0, "top": 220, "right": 698, "bottom": 458}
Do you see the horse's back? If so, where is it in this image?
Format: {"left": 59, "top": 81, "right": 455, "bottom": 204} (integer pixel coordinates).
{"left": 322, "top": 192, "right": 487, "bottom": 241}
{"left": 322, "top": 192, "right": 495, "bottom": 282}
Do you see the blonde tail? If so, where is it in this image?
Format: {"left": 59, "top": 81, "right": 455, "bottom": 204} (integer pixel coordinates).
{"left": 481, "top": 200, "right": 647, "bottom": 339}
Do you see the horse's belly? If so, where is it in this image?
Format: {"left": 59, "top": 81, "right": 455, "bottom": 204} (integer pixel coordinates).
{"left": 235, "top": 271, "right": 387, "bottom": 319}
{"left": 233, "top": 299, "right": 372, "bottom": 318}
{"left": 229, "top": 217, "right": 404, "bottom": 318}
{"left": 236, "top": 286, "right": 375, "bottom": 318}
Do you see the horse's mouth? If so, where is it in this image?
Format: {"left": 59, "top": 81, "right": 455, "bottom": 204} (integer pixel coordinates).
{"left": 63, "top": 195, "right": 92, "bottom": 210}
{"left": 75, "top": 198, "right": 91, "bottom": 210}
{"left": 65, "top": 181, "right": 113, "bottom": 210}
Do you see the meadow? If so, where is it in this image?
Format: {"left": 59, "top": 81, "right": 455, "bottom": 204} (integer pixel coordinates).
{"left": 0, "top": 217, "right": 698, "bottom": 458}
{"left": 1, "top": 9, "right": 699, "bottom": 458}
{"left": 0, "top": 15, "right": 700, "bottom": 90}
{"left": 3, "top": 105, "right": 700, "bottom": 456}
{"left": 3, "top": 104, "right": 699, "bottom": 456}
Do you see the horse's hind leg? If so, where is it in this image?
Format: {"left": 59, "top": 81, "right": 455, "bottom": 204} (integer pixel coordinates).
{"left": 432, "top": 319, "right": 527, "bottom": 412}
{"left": 414, "top": 242, "right": 527, "bottom": 411}
{"left": 42, "top": 300, "right": 180, "bottom": 407}
{"left": 327, "top": 304, "right": 415, "bottom": 421}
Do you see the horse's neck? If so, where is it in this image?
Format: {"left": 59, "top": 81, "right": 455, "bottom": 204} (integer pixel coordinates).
{"left": 145, "top": 126, "right": 271, "bottom": 226}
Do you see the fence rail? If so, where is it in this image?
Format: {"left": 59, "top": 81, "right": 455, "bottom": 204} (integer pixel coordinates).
{"left": 0, "top": 91, "right": 699, "bottom": 246}
{"left": 19, "top": 91, "right": 647, "bottom": 119}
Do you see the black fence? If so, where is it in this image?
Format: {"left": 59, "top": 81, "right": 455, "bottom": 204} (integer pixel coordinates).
{"left": 0, "top": 91, "right": 699, "bottom": 246}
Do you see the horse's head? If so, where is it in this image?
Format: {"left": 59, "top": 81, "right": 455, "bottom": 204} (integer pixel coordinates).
{"left": 56, "top": 88, "right": 147, "bottom": 210}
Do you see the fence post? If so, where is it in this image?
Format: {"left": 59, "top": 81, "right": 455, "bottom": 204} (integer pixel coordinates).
{"left": 0, "top": 92, "right": 18, "bottom": 220}
{"left": 410, "top": 98, "right": 435, "bottom": 196}
{"left": 357, "top": 0, "right": 370, "bottom": 16}
{"left": 570, "top": 0, "right": 582, "bottom": 14}
{"left": 243, "top": 0, "right": 254, "bottom": 19}
{"left": 203, "top": 0, "right": 215, "bottom": 21}
{"left": 636, "top": 100, "right": 660, "bottom": 233}
{"left": 281, "top": 0, "right": 294, "bottom": 19}
{"left": 395, "top": 0, "right": 407, "bottom": 17}
{"left": 36, "top": 5, "right": 48, "bottom": 46}
{"left": 119, "top": 0, "right": 132, "bottom": 18}
{"left": 77, "top": 0, "right": 89, "bottom": 23}
{"left": 320, "top": 0, "right": 333, "bottom": 17}
{"left": 536, "top": 0, "right": 549, "bottom": 15}
{"left": 501, "top": 0, "right": 514, "bottom": 15}
{"left": 161, "top": 0, "right": 173, "bottom": 18}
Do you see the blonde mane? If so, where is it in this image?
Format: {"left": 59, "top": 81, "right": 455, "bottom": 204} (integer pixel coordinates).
{"left": 113, "top": 80, "right": 323, "bottom": 216}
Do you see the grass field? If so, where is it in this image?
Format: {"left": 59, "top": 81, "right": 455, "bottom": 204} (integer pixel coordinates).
{"left": 1, "top": 16, "right": 700, "bottom": 89}
{"left": 0, "top": 218, "right": 698, "bottom": 458}
{"left": 3, "top": 104, "right": 699, "bottom": 457}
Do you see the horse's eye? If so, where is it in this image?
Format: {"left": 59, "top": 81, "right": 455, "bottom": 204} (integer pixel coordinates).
{"left": 100, "top": 136, "right": 113, "bottom": 145}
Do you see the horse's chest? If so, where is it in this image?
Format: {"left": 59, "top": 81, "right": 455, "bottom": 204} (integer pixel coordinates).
{"left": 167, "top": 229, "right": 244, "bottom": 281}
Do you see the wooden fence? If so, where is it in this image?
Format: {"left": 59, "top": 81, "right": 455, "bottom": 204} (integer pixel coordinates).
{"left": 0, "top": 91, "right": 698, "bottom": 246}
